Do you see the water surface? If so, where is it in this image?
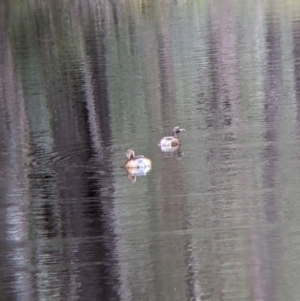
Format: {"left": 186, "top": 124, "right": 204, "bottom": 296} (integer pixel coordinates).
{"left": 1, "top": 0, "right": 300, "bottom": 300}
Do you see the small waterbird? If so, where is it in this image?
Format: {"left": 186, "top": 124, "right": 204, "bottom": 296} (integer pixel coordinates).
{"left": 158, "top": 126, "right": 185, "bottom": 148}
{"left": 125, "top": 149, "right": 152, "bottom": 169}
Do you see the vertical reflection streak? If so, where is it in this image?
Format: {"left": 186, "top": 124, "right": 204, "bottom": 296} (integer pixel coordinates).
{"left": 261, "top": 9, "right": 281, "bottom": 301}
{"left": 79, "top": 0, "right": 119, "bottom": 300}
{"left": 0, "top": 23, "right": 32, "bottom": 300}
{"left": 156, "top": 2, "right": 188, "bottom": 300}
{"left": 294, "top": 19, "right": 300, "bottom": 147}
{"left": 202, "top": 1, "right": 250, "bottom": 300}
{"left": 158, "top": 3, "right": 177, "bottom": 128}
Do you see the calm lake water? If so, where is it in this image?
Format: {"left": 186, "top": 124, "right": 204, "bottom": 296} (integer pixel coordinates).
{"left": 1, "top": 0, "right": 300, "bottom": 300}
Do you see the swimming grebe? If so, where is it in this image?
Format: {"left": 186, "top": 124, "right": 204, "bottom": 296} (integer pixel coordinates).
{"left": 158, "top": 126, "right": 185, "bottom": 147}
{"left": 125, "top": 149, "right": 152, "bottom": 169}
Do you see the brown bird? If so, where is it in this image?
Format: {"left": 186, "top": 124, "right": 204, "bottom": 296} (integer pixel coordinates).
{"left": 158, "top": 126, "right": 185, "bottom": 148}
{"left": 125, "top": 149, "right": 152, "bottom": 169}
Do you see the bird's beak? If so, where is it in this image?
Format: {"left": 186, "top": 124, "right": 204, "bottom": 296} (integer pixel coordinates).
{"left": 180, "top": 128, "right": 186, "bottom": 132}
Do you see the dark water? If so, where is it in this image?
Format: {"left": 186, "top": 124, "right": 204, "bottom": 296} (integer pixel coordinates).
{"left": 1, "top": 0, "right": 300, "bottom": 300}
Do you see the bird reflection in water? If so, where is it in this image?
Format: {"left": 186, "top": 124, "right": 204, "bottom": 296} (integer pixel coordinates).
{"left": 126, "top": 165, "right": 152, "bottom": 183}
{"left": 158, "top": 145, "right": 184, "bottom": 158}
